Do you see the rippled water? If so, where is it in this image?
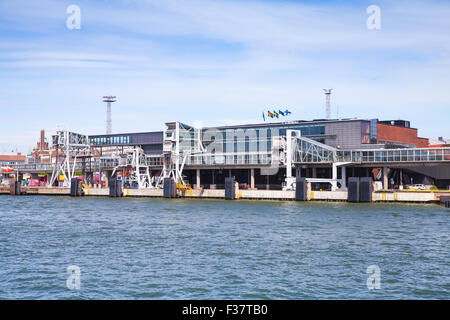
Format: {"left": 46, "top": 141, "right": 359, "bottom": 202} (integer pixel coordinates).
{"left": 0, "top": 195, "right": 448, "bottom": 299}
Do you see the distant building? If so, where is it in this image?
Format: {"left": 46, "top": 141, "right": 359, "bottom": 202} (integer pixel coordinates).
{"left": 0, "top": 152, "right": 26, "bottom": 166}
{"left": 429, "top": 137, "right": 450, "bottom": 148}
{"left": 30, "top": 130, "right": 51, "bottom": 163}
{"left": 377, "top": 120, "right": 429, "bottom": 148}
{"left": 86, "top": 118, "right": 430, "bottom": 155}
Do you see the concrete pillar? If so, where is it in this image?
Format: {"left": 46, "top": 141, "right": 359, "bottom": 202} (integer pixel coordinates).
{"left": 312, "top": 167, "right": 317, "bottom": 178}
{"left": 331, "top": 164, "right": 338, "bottom": 191}
{"left": 210, "top": 170, "right": 216, "bottom": 189}
{"left": 383, "top": 167, "right": 388, "bottom": 190}
{"left": 195, "top": 169, "right": 201, "bottom": 189}
{"left": 250, "top": 168, "right": 255, "bottom": 189}
{"left": 105, "top": 171, "right": 112, "bottom": 188}
{"left": 341, "top": 166, "right": 347, "bottom": 189}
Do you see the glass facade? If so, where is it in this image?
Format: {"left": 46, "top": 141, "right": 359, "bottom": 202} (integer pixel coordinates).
{"left": 336, "top": 148, "right": 450, "bottom": 163}
{"left": 173, "top": 123, "right": 328, "bottom": 166}
{"left": 361, "top": 119, "right": 378, "bottom": 144}
{"left": 200, "top": 124, "right": 326, "bottom": 155}
{"left": 361, "top": 121, "right": 371, "bottom": 144}
{"left": 89, "top": 132, "right": 163, "bottom": 146}
{"left": 90, "top": 135, "right": 131, "bottom": 146}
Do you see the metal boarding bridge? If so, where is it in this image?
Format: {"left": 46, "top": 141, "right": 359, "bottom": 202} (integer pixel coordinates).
{"left": 182, "top": 152, "right": 273, "bottom": 166}
{"left": 335, "top": 148, "right": 450, "bottom": 164}
{"left": 291, "top": 135, "right": 450, "bottom": 164}
{"left": 285, "top": 132, "right": 450, "bottom": 192}
{"left": 9, "top": 155, "right": 164, "bottom": 173}
{"left": 291, "top": 135, "right": 336, "bottom": 164}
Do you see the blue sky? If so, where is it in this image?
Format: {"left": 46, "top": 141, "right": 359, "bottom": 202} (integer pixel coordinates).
{"left": 0, "top": 0, "right": 449, "bottom": 153}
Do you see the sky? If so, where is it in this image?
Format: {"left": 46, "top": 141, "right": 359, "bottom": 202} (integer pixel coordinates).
{"left": 0, "top": 0, "right": 449, "bottom": 153}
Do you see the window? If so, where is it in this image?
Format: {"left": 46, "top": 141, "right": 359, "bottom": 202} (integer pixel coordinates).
{"left": 361, "top": 122, "right": 371, "bottom": 144}
{"left": 370, "top": 119, "right": 377, "bottom": 143}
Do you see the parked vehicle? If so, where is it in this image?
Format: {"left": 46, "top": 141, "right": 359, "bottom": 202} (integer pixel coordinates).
{"left": 409, "top": 184, "right": 426, "bottom": 190}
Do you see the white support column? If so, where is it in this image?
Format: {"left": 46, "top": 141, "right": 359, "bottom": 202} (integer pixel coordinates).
{"left": 331, "top": 163, "right": 338, "bottom": 191}
{"left": 250, "top": 168, "right": 255, "bottom": 189}
{"left": 341, "top": 166, "right": 346, "bottom": 189}
{"left": 286, "top": 131, "right": 293, "bottom": 179}
{"left": 383, "top": 166, "right": 388, "bottom": 190}
{"left": 285, "top": 130, "right": 301, "bottom": 190}
{"left": 196, "top": 169, "right": 201, "bottom": 189}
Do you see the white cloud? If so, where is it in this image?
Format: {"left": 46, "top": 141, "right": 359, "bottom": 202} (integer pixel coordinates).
{"left": 0, "top": 0, "right": 449, "bottom": 147}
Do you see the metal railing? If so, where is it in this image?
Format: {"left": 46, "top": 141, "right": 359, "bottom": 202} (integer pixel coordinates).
{"left": 291, "top": 136, "right": 450, "bottom": 164}
{"left": 183, "top": 152, "right": 273, "bottom": 166}
{"left": 9, "top": 147, "right": 450, "bottom": 172}
{"left": 336, "top": 147, "right": 450, "bottom": 163}
{"left": 292, "top": 135, "right": 336, "bottom": 164}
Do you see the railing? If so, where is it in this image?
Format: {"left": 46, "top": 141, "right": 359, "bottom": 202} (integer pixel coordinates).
{"left": 9, "top": 156, "right": 164, "bottom": 172}
{"left": 9, "top": 147, "right": 450, "bottom": 171}
{"left": 293, "top": 135, "right": 336, "bottom": 164}
{"left": 183, "top": 152, "right": 273, "bottom": 166}
{"left": 9, "top": 163, "right": 55, "bottom": 171}
{"left": 336, "top": 147, "right": 450, "bottom": 163}
{"left": 292, "top": 137, "right": 450, "bottom": 164}
{"left": 10, "top": 162, "right": 101, "bottom": 172}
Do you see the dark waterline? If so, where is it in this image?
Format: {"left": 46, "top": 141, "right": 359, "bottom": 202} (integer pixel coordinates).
{"left": 0, "top": 195, "right": 448, "bottom": 299}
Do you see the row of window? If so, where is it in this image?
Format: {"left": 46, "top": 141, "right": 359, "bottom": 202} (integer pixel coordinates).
{"left": 378, "top": 140, "right": 416, "bottom": 148}
{"left": 90, "top": 136, "right": 131, "bottom": 145}
{"left": 361, "top": 120, "right": 378, "bottom": 144}
{"left": 90, "top": 134, "right": 163, "bottom": 146}
{"left": 201, "top": 125, "right": 326, "bottom": 140}
{"left": 0, "top": 161, "right": 24, "bottom": 165}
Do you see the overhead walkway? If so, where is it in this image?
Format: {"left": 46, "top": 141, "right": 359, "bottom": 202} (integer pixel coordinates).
{"left": 291, "top": 134, "right": 450, "bottom": 165}
{"left": 287, "top": 131, "right": 450, "bottom": 191}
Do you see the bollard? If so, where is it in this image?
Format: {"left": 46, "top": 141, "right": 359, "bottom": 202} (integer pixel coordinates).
{"left": 115, "top": 179, "right": 123, "bottom": 197}
{"left": 359, "top": 177, "right": 373, "bottom": 202}
{"left": 109, "top": 177, "right": 117, "bottom": 197}
{"left": 295, "top": 177, "right": 307, "bottom": 201}
{"left": 163, "top": 177, "right": 176, "bottom": 198}
{"left": 348, "top": 177, "right": 360, "bottom": 202}
{"left": 9, "top": 181, "right": 17, "bottom": 195}
{"left": 70, "top": 178, "right": 78, "bottom": 197}
{"left": 225, "top": 177, "right": 235, "bottom": 200}
{"left": 16, "top": 181, "right": 21, "bottom": 195}
{"left": 76, "top": 180, "right": 83, "bottom": 197}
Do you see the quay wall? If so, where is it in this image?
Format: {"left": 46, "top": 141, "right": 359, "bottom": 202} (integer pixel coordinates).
{"left": 0, "top": 186, "right": 445, "bottom": 204}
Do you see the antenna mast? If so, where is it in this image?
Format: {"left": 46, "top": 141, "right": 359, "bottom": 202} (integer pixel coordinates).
{"left": 102, "top": 96, "right": 117, "bottom": 134}
{"left": 323, "top": 89, "right": 332, "bottom": 119}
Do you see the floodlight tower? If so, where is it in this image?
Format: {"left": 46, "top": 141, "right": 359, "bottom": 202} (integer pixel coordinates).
{"left": 102, "top": 96, "right": 117, "bottom": 134}
{"left": 323, "top": 89, "right": 332, "bottom": 119}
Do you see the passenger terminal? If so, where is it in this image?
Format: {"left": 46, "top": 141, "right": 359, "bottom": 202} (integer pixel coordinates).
{"left": 4, "top": 116, "right": 448, "bottom": 195}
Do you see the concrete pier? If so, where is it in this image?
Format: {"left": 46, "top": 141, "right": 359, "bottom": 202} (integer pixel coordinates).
{"left": 1, "top": 185, "right": 448, "bottom": 204}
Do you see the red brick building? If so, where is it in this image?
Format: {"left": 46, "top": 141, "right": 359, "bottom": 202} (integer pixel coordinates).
{"left": 377, "top": 120, "right": 429, "bottom": 148}
{"left": 0, "top": 153, "right": 26, "bottom": 166}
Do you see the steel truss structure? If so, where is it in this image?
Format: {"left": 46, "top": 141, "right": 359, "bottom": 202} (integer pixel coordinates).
{"left": 111, "top": 147, "right": 152, "bottom": 189}
{"left": 157, "top": 121, "right": 204, "bottom": 187}
{"left": 49, "top": 128, "right": 91, "bottom": 187}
